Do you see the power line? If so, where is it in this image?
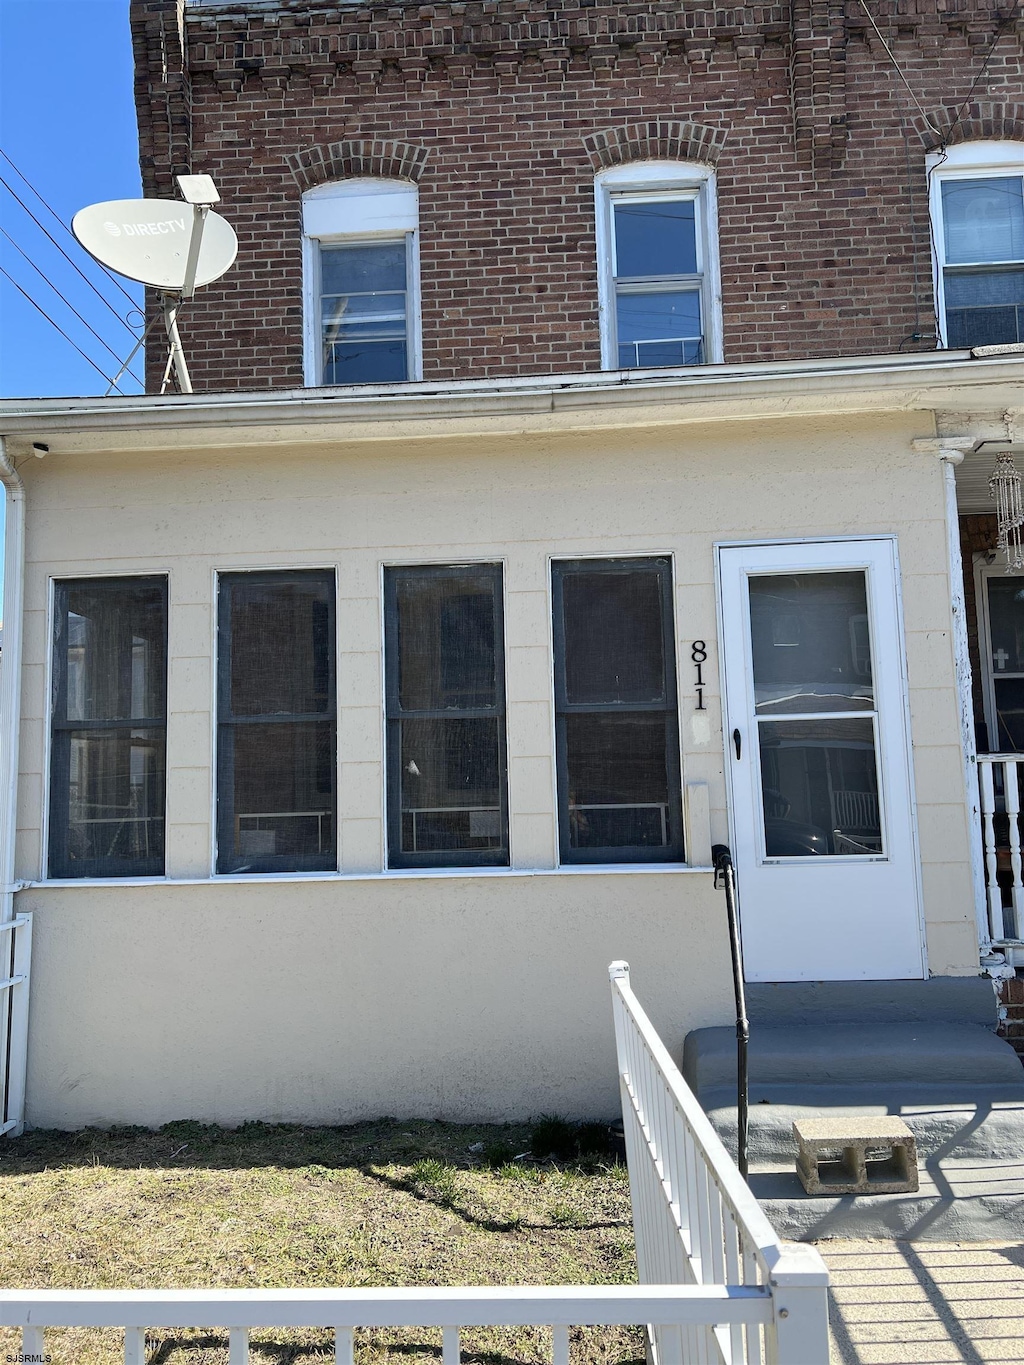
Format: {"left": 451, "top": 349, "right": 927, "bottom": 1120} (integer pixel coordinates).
{"left": 0, "top": 168, "right": 141, "bottom": 343}
{"left": 857, "top": 0, "right": 943, "bottom": 140}
{"left": 0, "top": 145, "right": 139, "bottom": 310}
{"left": 0, "top": 226, "right": 144, "bottom": 387}
{"left": 0, "top": 264, "right": 126, "bottom": 394}
{"left": 944, "top": 5, "right": 1022, "bottom": 146}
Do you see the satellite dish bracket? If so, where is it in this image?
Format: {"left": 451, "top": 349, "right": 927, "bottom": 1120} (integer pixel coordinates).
{"left": 159, "top": 292, "right": 193, "bottom": 395}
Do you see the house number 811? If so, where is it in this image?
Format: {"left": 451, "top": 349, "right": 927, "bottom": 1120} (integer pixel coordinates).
{"left": 692, "top": 641, "right": 707, "bottom": 710}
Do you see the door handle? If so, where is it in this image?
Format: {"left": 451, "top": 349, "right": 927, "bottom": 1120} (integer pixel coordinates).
{"left": 733, "top": 728, "right": 742, "bottom": 760}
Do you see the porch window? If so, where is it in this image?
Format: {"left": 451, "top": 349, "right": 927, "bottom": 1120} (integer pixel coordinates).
{"left": 384, "top": 564, "right": 508, "bottom": 868}
{"left": 217, "top": 571, "right": 336, "bottom": 874}
{"left": 551, "top": 558, "right": 683, "bottom": 864}
{"left": 49, "top": 577, "right": 167, "bottom": 878}
{"left": 930, "top": 142, "right": 1024, "bottom": 349}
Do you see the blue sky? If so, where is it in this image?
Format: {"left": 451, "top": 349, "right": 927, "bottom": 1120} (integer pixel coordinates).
{"left": 0, "top": 0, "right": 144, "bottom": 402}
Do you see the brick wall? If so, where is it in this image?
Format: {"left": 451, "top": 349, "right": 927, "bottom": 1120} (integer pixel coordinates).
{"left": 131, "top": 0, "right": 1024, "bottom": 392}
{"left": 998, "top": 975, "right": 1024, "bottom": 1062}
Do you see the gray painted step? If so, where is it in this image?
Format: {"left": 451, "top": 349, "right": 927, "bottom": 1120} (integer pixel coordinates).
{"left": 684, "top": 1021, "right": 1024, "bottom": 1241}
{"left": 748, "top": 1157, "right": 1024, "bottom": 1242}
{"left": 683, "top": 1023, "right": 1024, "bottom": 1093}
{"left": 704, "top": 1096, "right": 1024, "bottom": 1162}
{"left": 744, "top": 977, "right": 998, "bottom": 1026}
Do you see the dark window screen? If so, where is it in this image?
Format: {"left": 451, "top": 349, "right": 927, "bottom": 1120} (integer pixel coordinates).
{"left": 385, "top": 565, "right": 508, "bottom": 868}
{"left": 553, "top": 559, "right": 683, "bottom": 864}
{"left": 49, "top": 577, "right": 167, "bottom": 878}
{"left": 217, "top": 572, "right": 336, "bottom": 874}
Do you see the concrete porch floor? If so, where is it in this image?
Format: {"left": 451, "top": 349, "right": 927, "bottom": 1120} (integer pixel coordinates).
{"left": 821, "top": 1239, "right": 1024, "bottom": 1364}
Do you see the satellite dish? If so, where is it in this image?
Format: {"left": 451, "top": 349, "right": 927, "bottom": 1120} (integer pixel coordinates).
{"left": 72, "top": 198, "right": 237, "bottom": 290}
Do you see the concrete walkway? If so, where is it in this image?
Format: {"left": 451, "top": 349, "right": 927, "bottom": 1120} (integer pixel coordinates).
{"left": 820, "top": 1240, "right": 1024, "bottom": 1364}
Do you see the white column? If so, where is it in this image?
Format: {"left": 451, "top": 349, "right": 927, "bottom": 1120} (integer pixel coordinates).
{"left": 916, "top": 437, "right": 989, "bottom": 951}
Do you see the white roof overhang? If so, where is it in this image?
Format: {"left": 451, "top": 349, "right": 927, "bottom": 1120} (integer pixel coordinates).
{"left": 0, "top": 350, "right": 1020, "bottom": 459}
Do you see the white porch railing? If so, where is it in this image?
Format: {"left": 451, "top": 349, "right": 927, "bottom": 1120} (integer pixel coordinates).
{"left": 0, "top": 963, "right": 830, "bottom": 1363}
{"left": 0, "top": 914, "right": 31, "bottom": 1137}
{"left": 977, "top": 754, "right": 1024, "bottom": 944}
{"left": 610, "top": 960, "right": 830, "bottom": 1364}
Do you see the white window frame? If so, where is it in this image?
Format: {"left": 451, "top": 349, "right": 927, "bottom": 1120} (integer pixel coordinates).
{"left": 927, "top": 140, "right": 1024, "bottom": 350}
{"left": 595, "top": 160, "right": 723, "bottom": 371}
{"left": 301, "top": 178, "right": 422, "bottom": 386}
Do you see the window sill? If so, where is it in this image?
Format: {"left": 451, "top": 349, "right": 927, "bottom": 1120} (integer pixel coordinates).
{"left": 23, "top": 864, "right": 713, "bottom": 889}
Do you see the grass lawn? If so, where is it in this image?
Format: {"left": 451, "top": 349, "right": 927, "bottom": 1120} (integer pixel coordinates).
{"left": 0, "top": 1119, "right": 644, "bottom": 1365}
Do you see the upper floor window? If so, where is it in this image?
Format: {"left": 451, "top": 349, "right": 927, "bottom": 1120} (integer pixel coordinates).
{"left": 49, "top": 577, "right": 167, "bottom": 879}
{"left": 302, "top": 178, "right": 421, "bottom": 386}
{"left": 929, "top": 142, "right": 1024, "bottom": 349}
{"left": 595, "top": 161, "right": 722, "bottom": 371}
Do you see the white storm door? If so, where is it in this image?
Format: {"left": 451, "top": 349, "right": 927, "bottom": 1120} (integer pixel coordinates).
{"left": 718, "top": 539, "right": 925, "bottom": 982}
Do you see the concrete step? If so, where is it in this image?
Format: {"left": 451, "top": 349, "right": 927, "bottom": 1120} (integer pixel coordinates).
{"left": 703, "top": 1094, "right": 1024, "bottom": 1163}
{"left": 683, "top": 1022, "right": 1024, "bottom": 1092}
{"left": 747, "top": 1156, "right": 1024, "bottom": 1241}
{"left": 684, "top": 1021, "right": 1024, "bottom": 1241}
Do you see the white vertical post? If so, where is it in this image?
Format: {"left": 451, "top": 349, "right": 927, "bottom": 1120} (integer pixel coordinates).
{"left": 21, "top": 1327, "right": 44, "bottom": 1360}
{"left": 938, "top": 447, "right": 990, "bottom": 951}
{"left": 766, "top": 1246, "right": 831, "bottom": 1365}
{"left": 442, "top": 1325, "right": 460, "bottom": 1364}
{"left": 124, "top": 1326, "right": 147, "bottom": 1365}
{"left": 5, "top": 916, "right": 32, "bottom": 1134}
{"left": 979, "top": 760, "right": 1003, "bottom": 939}
{"left": 552, "top": 1324, "right": 570, "bottom": 1365}
{"left": 229, "top": 1327, "right": 249, "bottom": 1365}
{"left": 334, "top": 1326, "right": 355, "bottom": 1365}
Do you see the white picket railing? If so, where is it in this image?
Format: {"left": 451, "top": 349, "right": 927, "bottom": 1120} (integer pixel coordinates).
{"left": 0, "top": 963, "right": 830, "bottom": 1363}
{"left": 1, "top": 1286, "right": 776, "bottom": 1365}
{"left": 977, "top": 754, "right": 1024, "bottom": 944}
{"left": 610, "top": 961, "right": 830, "bottom": 1365}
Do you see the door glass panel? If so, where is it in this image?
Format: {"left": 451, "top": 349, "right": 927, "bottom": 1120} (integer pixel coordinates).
{"left": 987, "top": 577, "right": 1024, "bottom": 674}
{"left": 749, "top": 572, "right": 874, "bottom": 714}
{"left": 988, "top": 577, "right": 1024, "bottom": 751}
{"left": 759, "top": 717, "right": 882, "bottom": 857}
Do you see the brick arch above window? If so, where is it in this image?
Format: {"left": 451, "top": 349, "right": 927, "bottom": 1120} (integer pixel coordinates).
{"left": 287, "top": 140, "right": 431, "bottom": 192}
{"left": 583, "top": 122, "right": 728, "bottom": 171}
{"left": 914, "top": 102, "right": 1024, "bottom": 151}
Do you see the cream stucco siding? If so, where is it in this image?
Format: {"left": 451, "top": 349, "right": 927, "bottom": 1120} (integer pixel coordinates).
{"left": 21, "top": 873, "right": 729, "bottom": 1129}
{"left": 8, "top": 403, "right": 983, "bottom": 1126}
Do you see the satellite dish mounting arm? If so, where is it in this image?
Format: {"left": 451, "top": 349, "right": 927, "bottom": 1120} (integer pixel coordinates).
{"left": 159, "top": 176, "right": 221, "bottom": 395}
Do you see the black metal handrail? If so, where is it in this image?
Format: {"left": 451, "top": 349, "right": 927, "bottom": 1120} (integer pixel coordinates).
{"left": 712, "top": 844, "right": 750, "bottom": 1179}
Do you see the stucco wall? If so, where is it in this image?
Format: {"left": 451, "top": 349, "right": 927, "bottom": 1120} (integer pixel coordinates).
{"left": 12, "top": 407, "right": 982, "bottom": 1126}
{"left": 20, "top": 873, "right": 729, "bottom": 1129}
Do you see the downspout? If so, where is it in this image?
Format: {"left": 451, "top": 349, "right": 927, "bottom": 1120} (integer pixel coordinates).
{"left": 0, "top": 435, "right": 26, "bottom": 925}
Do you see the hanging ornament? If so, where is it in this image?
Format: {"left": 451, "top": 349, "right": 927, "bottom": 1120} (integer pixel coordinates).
{"left": 989, "top": 451, "right": 1024, "bottom": 572}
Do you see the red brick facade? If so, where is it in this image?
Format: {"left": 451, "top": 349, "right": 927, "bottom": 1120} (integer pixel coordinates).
{"left": 130, "top": 0, "right": 1024, "bottom": 392}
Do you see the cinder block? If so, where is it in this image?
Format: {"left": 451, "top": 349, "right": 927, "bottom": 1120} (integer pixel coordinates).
{"left": 794, "top": 1116, "right": 919, "bottom": 1195}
